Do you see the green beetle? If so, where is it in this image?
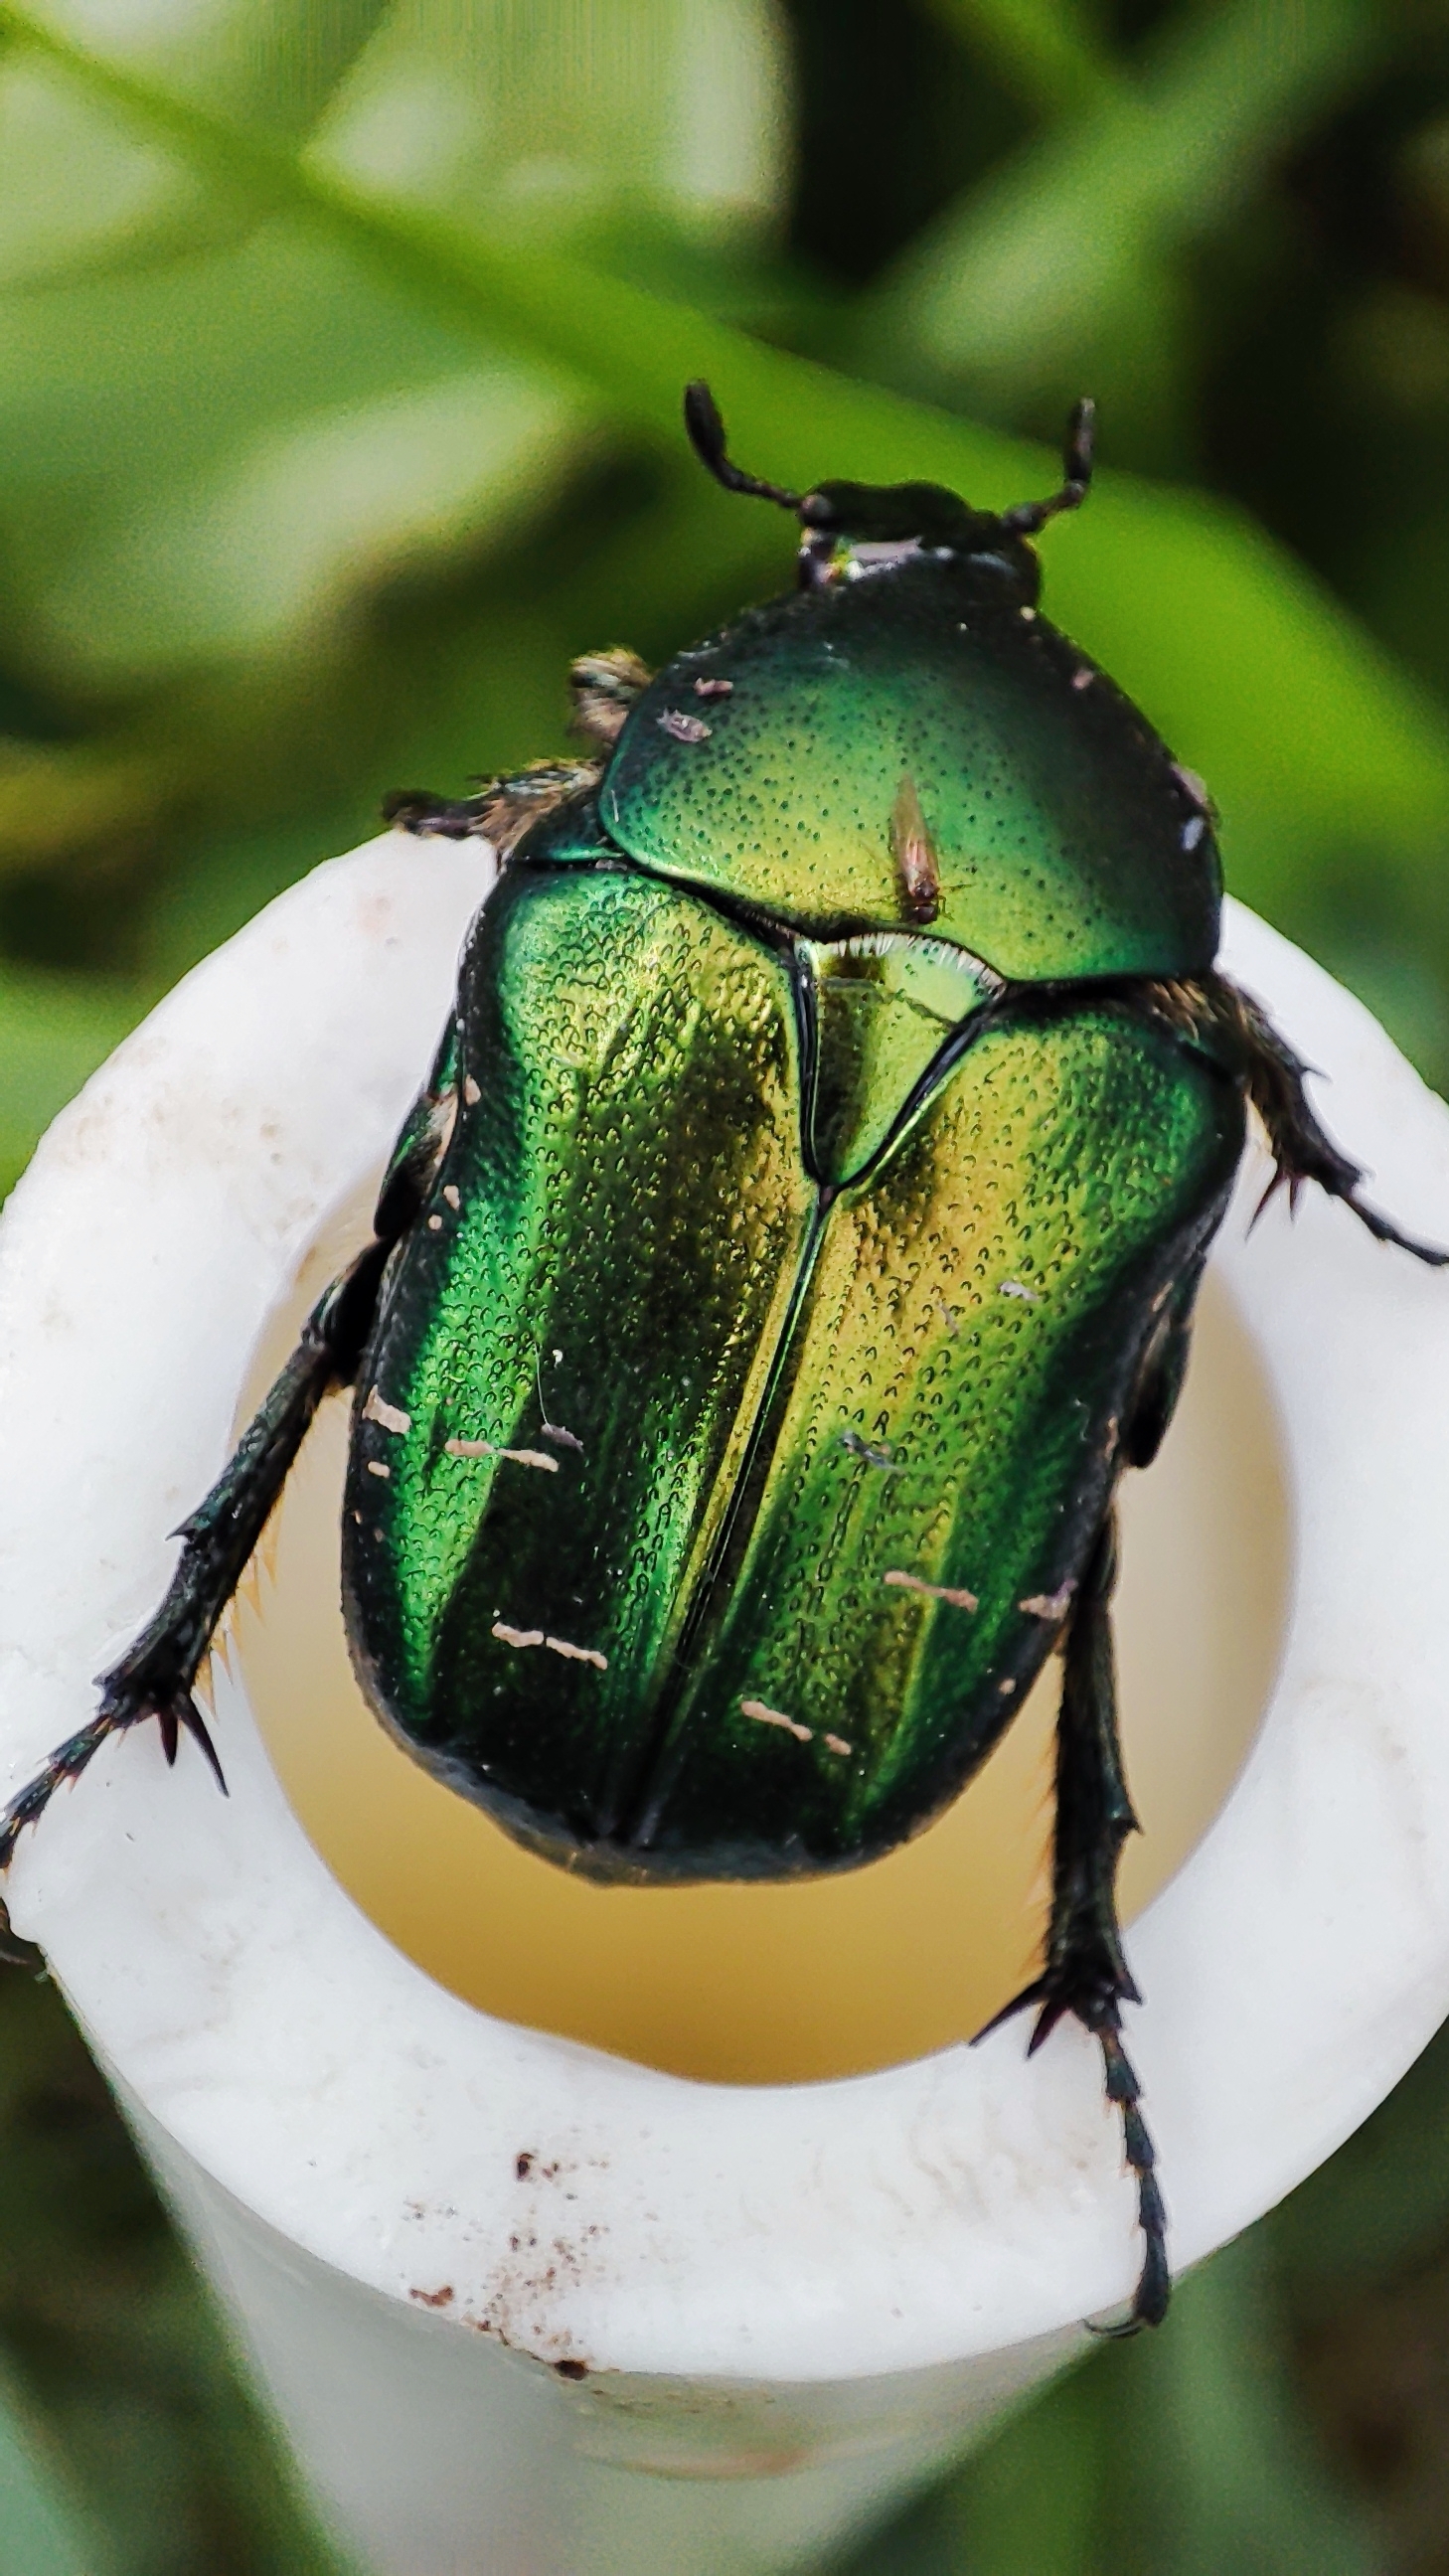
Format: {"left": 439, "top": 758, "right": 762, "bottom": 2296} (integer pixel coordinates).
{"left": 4, "top": 388, "right": 1442, "bottom": 2333}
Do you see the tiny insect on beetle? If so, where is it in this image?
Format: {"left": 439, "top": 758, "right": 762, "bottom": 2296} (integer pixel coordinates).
{"left": 3, "top": 386, "right": 1444, "bottom": 2332}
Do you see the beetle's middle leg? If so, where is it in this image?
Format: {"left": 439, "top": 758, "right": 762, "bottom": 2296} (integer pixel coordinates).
{"left": 977, "top": 1510, "right": 1167, "bottom": 2332}
{"left": 0, "top": 1229, "right": 395, "bottom": 1875}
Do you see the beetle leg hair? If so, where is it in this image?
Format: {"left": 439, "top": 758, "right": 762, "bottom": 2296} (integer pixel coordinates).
{"left": 0, "top": 1225, "right": 401, "bottom": 1876}
{"left": 1198, "top": 975, "right": 1449, "bottom": 1265}
{"left": 975, "top": 1510, "right": 1169, "bottom": 2332}
{"left": 384, "top": 757, "right": 603, "bottom": 859}
{"left": 568, "top": 647, "right": 653, "bottom": 749}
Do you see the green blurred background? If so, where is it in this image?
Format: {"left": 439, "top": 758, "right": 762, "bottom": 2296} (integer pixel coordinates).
{"left": 2, "top": 0, "right": 1449, "bottom": 2567}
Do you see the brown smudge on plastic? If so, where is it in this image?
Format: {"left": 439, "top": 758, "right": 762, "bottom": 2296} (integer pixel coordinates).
{"left": 409, "top": 2284, "right": 455, "bottom": 2309}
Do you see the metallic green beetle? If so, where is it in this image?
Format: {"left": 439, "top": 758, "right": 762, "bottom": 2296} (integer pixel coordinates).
{"left": 5, "top": 387, "right": 1442, "bottom": 2332}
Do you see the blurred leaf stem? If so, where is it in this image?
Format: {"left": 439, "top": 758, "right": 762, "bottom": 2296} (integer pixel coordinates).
{"left": 913, "top": 0, "right": 1122, "bottom": 124}
{"left": 870, "top": 0, "right": 1391, "bottom": 455}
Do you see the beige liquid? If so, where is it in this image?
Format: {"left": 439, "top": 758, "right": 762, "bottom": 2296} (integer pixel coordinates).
{"left": 236, "top": 1184, "right": 1288, "bottom": 2085}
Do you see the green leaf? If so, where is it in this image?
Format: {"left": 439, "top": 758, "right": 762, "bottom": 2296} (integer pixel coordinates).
{"left": 2, "top": 0, "right": 1446, "bottom": 953}
{"left": 0, "top": 2355, "right": 100, "bottom": 2576}
{"left": 864, "top": 0, "right": 1389, "bottom": 430}
{"left": 833, "top": 2236, "right": 1379, "bottom": 2576}
{"left": 0, "top": 965, "right": 145, "bottom": 1198}
{"left": 912, "top": 0, "right": 1122, "bottom": 124}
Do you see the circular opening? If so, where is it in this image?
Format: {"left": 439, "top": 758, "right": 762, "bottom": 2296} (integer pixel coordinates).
{"left": 236, "top": 1180, "right": 1289, "bottom": 2086}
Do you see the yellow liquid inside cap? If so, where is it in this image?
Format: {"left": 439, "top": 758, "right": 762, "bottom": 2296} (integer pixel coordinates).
{"left": 237, "top": 1184, "right": 1287, "bottom": 2085}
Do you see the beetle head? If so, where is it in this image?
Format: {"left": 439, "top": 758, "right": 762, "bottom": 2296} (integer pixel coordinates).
{"left": 683, "top": 382, "right": 1094, "bottom": 606}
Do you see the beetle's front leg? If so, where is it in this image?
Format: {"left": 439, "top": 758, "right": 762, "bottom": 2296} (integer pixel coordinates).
{"left": 977, "top": 1511, "right": 1167, "bottom": 2332}
{"left": 383, "top": 758, "right": 602, "bottom": 856}
{"left": 383, "top": 646, "right": 651, "bottom": 855}
{"left": 0, "top": 1230, "right": 393, "bottom": 1874}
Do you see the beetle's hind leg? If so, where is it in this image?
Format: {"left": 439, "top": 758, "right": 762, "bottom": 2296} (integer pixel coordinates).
{"left": 976, "top": 1512, "right": 1168, "bottom": 2332}
{"left": 1212, "top": 977, "right": 1448, "bottom": 1265}
{"left": 0, "top": 1229, "right": 394, "bottom": 1877}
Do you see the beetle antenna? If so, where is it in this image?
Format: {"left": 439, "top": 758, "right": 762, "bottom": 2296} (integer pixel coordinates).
{"left": 1001, "top": 398, "right": 1095, "bottom": 536}
{"left": 684, "top": 382, "right": 804, "bottom": 513}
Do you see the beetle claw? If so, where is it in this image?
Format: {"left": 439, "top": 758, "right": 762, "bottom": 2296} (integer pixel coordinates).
{"left": 0, "top": 1706, "right": 125, "bottom": 1872}
{"left": 974, "top": 1969, "right": 1167, "bottom": 2329}
{"left": 176, "top": 1694, "right": 228, "bottom": 1795}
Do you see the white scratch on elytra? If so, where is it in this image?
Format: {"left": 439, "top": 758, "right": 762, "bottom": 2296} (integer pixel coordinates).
{"left": 364, "top": 1386, "right": 410, "bottom": 1435}
{"left": 884, "top": 1569, "right": 978, "bottom": 1611}
{"left": 446, "top": 1439, "right": 558, "bottom": 1473}
{"left": 492, "top": 1621, "right": 606, "bottom": 1669}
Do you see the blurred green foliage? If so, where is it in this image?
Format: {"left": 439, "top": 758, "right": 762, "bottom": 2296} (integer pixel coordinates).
{"left": 1, "top": 0, "right": 1449, "bottom": 2567}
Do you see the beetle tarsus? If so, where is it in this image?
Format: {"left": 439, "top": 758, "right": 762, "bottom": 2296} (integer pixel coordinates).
{"left": 383, "top": 788, "right": 490, "bottom": 840}
{"left": 0, "top": 1668, "right": 232, "bottom": 1877}
{"left": 1088, "top": 2018, "right": 1169, "bottom": 2334}
{"left": 974, "top": 1510, "right": 1168, "bottom": 2329}
{"left": 385, "top": 759, "right": 603, "bottom": 861}
{"left": 0, "top": 1710, "right": 116, "bottom": 1871}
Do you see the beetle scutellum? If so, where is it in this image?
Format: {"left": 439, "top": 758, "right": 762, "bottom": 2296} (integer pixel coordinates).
{"left": 4, "top": 388, "right": 1443, "bottom": 2332}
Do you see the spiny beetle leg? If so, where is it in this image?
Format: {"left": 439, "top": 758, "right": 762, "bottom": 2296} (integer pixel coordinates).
{"left": 384, "top": 757, "right": 602, "bottom": 860}
{"left": 382, "top": 788, "right": 492, "bottom": 840}
{"left": 975, "top": 1510, "right": 1169, "bottom": 2332}
{"left": 0, "top": 1229, "right": 396, "bottom": 1875}
{"left": 1219, "top": 977, "right": 1449, "bottom": 1266}
{"left": 567, "top": 646, "right": 652, "bottom": 749}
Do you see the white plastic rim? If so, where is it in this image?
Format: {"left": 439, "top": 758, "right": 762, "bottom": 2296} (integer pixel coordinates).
{"left": 1, "top": 836, "right": 1448, "bottom": 2556}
